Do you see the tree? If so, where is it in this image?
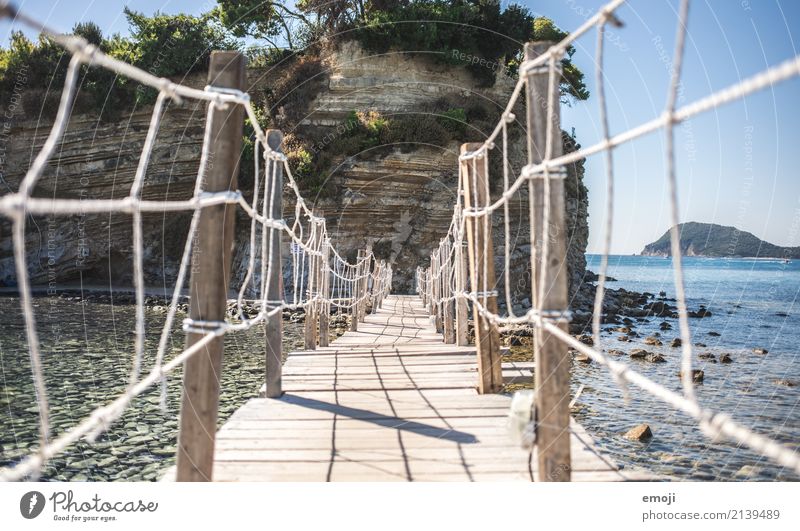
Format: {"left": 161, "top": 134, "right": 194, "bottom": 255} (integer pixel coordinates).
{"left": 122, "top": 8, "right": 236, "bottom": 77}
{"left": 214, "top": 0, "right": 311, "bottom": 50}
{"left": 532, "top": 17, "right": 589, "bottom": 102}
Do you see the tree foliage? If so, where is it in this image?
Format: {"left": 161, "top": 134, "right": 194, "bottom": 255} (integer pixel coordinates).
{"left": 0, "top": 10, "right": 237, "bottom": 117}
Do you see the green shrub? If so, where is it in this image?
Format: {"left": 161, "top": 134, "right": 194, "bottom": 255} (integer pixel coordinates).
{"left": 0, "top": 10, "right": 238, "bottom": 116}
{"left": 438, "top": 108, "right": 467, "bottom": 136}
{"left": 385, "top": 114, "right": 451, "bottom": 149}
{"left": 350, "top": 1, "right": 588, "bottom": 99}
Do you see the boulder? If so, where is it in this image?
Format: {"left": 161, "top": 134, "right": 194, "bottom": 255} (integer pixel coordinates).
{"left": 669, "top": 338, "right": 682, "bottom": 348}
{"left": 678, "top": 369, "right": 704, "bottom": 383}
{"left": 644, "top": 336, "right": 663, "bottom": 346}
{"left": 659, "top": 321, "right": 672, "bottom": 331}
{"left": 719, "top": 353, "right": 733, "bottom": 363}
{"left": 576, "top": 334, "right": 594, "bottom": 346}
{"left": 630, "top": 349, "right": 649, "bottom": 359}
{"left": 707, "top": 331, "right": 721, "bottom": 337}
{"left": 753, "top": 348, "right": 769, "bottom": 355}
{"left": 623, "top": 424, "right": 653, "bottom": 442}
{"left": 645, "top": 353, "right": 666, "bottom": 363}
{"left": 773, "top": 379, "right": 797, "bottom": 387}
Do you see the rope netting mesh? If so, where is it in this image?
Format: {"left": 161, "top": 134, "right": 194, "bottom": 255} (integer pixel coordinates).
{"left": 421, "top": 0, "right": 800, "bottom": 475}
{"left": 0, "top": 3, "right": 390, "bottom": 481}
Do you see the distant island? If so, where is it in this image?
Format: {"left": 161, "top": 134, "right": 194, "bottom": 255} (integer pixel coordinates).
{"left": 641, "top": 222, "right": 800, "bottom": 258}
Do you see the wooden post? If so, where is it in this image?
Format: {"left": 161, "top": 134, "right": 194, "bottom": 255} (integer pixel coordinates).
{"left": 304, "top": 211, "right": 321, "bottom": 350}
{"left": 371, "top": 260, "right": 382, "bottom": 314}
{"left": 525, "top": 41, "right": 571, "bottom": 481}
{"left": 378, "top": 260, "right": 387, "bottom": 308}
{"left": 318, "top": 234, "right": 330, "bottom": 347}
{"left": 455, "top": 240, "right": 469, "bottom": 346}
{"left": 433, "top": 250, "right": 443, "bottom": 333}
{"left": 359, "top": 244, "right": 372, "bottom": 322}
{"left": 461, "top": 142, "right": 503, "bottom": 394}
{"left": 426, "top": 268, "right": 433, "bottom": 314}
{"left": 350, "top": 249, "right": 364, "bottom": 332}
{"left": 263, "top": 129, "right": 284, "bottom": 399}
{"left": 176, "top": 51, "right": 245, "bottom": 481}
{"left": 443, "top": 239, "right": 456, "bottom": 344}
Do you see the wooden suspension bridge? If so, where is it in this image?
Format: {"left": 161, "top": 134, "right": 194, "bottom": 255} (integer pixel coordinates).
{"left": 153, "top": 49, "right": 656, "bottom": 483}
{"left": 3, "top": 1, "right": 800, "bottom": 484}
{"left": 163, "top": 295, "right": 654, "bottom": 482}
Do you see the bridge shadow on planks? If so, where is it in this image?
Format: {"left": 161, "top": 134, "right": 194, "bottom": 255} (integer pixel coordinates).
{"left": 279, "top": 393, "right": 479, "bottom": 444}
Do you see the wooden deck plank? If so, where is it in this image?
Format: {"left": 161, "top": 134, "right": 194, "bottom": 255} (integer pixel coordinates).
{"left": 162, "top": 295, "right": 655, "bottom": 482}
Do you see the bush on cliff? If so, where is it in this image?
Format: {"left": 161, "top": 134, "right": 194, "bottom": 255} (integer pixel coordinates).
{"left": 0, "top": 10, "right": 235, "bottom": 116}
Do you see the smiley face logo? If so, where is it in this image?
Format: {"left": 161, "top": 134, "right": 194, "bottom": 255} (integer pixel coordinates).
{"left": 20, "top": 491, "right": 45, "bottom": 519}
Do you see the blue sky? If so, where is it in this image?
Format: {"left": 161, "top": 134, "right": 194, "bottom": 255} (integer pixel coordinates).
{"left": 2, "top": 1, "right": 799, "bottom": 254}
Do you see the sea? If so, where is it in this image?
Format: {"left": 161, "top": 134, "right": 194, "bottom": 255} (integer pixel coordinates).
{"left": 0, "top": 255, "right": 798, "bottom": 481}
{"left": 573, "top": 254, "right": 800, "bottom": 480}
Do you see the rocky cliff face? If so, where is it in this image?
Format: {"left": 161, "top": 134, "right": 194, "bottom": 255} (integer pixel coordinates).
{"left": 0, "top": 41, "right": 589, "bottom": 309}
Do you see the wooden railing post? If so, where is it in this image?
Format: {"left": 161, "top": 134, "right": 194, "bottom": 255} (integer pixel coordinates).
{"left": 426, "top": 268, "right": 433, "bottom": 314}
{"left": 525, "top": 41, "right": 571, "bottom": 481}
{"left": 443, "top": 239, "right": 456, "bottom": 344}
{"left": 455, "top": 240, "right": 469, "bottom": 346}
{"left": 318, "top": 234, "right": 331, "bottom": 347}
{"left": 359, "top": 244, "right": 372, "bottom": 322}
{"left": 263, "top": 129, "right": 284, "bottom": 399}
{"left": 370, "top": 259, "right": 382, "bottom": 314}
{"left": 378, "top": 260, "right": 387, "bottom": 308}
{"left": 304, "top": 210, "right": 322, "bottom": 350}
{"left": 350, "top": 249, "right": 364, "bottom": 332}
{"left": 461, "top": 142, "right": 503, "bottom": 394}
{"left": 176, "top": 51, "right": 245, "bottom": 481}
{"left": 433, "top": 249, "right": 443, "bottom": 333}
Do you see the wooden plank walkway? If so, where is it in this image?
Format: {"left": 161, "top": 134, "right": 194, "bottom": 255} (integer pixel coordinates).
{"left": 163, "top": 295, "right": 654, "bottom": 481}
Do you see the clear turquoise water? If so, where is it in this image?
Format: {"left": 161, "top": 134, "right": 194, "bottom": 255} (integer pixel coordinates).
{"left": 572, "top": 255, "right": 800, "bottom": 480}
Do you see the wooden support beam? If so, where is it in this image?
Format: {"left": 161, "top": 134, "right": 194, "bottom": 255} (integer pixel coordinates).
{"left": 455, "top": 240, "right": 469, "bottom": 346}
{"left": 359, "top": 244, "right": 373, "bottom": 322}
{"left": 443, "top": 239, "right": 456, "bottom": 344}
{"left": 350, "top": 249, "right": 364, "bottom": 332}
{"left": 525, "top": 41, "right": 571, "bottom": 482}
{"left": 176, "top": 51, "right": 245, "bottom": 481}
{"left": 318, "top": 230, "right": 330, "bottom": 347}
{"left": 263, "top": 129, "right": 284, "bottom": 399}
{"left": 460, "top": 143, "right": 503, "bottom": 394}
{"left": 304, "top": 210, "right": 322, "bottom": 350}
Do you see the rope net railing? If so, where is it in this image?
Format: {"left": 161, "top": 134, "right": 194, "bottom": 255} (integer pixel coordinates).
{"left": 0, "top": 3, "right": 391, "bottom": 481}
{"left": 420, "top": 0, "right": 800, "bottom": 476}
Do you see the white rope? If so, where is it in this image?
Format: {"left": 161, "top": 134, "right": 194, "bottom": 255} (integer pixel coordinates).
{"left": 0, "top": 4, "right": 391, "bottom": 481}
{"left": 425, "top": 0, "right": 800, "bottom": 477}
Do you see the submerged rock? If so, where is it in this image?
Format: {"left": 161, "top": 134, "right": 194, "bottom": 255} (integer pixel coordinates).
{"left": 773, "top": 379, "right": 797, "bottom": 387}
{"left": 753, "top": 347, "right": 769, "bottom": 355}
{"left": 624, "top": 424, "right": 653, "bottom": 442}
{"left": 678, "top": 369, "right": 704, "bottom": 383}
{"left": 630, "top": 349, "right": 649, "bottom": 360}
{"left": 644, "top": 336, "right": 663, "bottom": 346}
{"left": 669, "top": 338, "right": 682, "bottom": 348}
{"left": 719, "top": 353, "right": 733, "bottom": 363}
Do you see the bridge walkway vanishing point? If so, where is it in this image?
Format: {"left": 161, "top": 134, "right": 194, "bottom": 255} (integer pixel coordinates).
{"left": 163, "top": 295, "right": 654, "bottom": 481}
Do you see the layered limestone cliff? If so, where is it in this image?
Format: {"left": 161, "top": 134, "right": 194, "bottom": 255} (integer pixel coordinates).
{"left": 0, "top": 41, "right": 589, "bottom": 308}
